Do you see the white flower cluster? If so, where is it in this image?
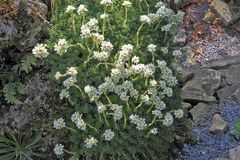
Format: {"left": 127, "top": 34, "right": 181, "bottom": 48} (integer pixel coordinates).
{"left": 56, "top": 67, "right": 78, "bottom": 99}
{"left": 93, "top": 41, "right": 113, "bottom": 61}
{"left": 32, "top": 44, "right": 49, "bottom": 59}
{"left": 173, "top": 50, "right": 182, "bottom": 58}
{"left": 150, "top": 128, "right": 158, "bottom": 135}
{"left": 81, "top": 18, "right": 100, "bottom": 38}
{"left": 54, "top": 144, "right": 64, "bottom": 156}
{"left": 71, "top": 112, "right": 86, "bottom": 130}
{"left": 129, "top": 114, "right": 147, "bottom": 130}
{"left": 66, "top": 5, "right": 76, "bottom": 14}
{"left": 122, "top": 0, "right": 132, "bottom": 8}
{"left": 100, "top": 13, "right": 109, "bottom": 19}
{"left": 100, "top": 0, "right": 112, "bottom": 6}
{"left": 103, "top": 129, "right": 115, "bottom": 141}
{"left": 147, "top": 44, "right": 157, "bottom": 52}
{"left": 77, "top": 4, "right": 88, "bottom": 15}
{"left": 84, "top": 137, "right": 98, "bottom": 148}
{"left": 84, "top": 85, "right": 99, "bottom": 102}
{"left": 111, "top": 105, "right": 123, "bottom": 120}
{"left": 174, "top": 109, "right": 184, "bottom": 118}
{"left": 140, "top": 15, "right": 151, "bottom": 25}
{"left": 53, "top": 118, "right": 66, "bottom": 129}
{"left": 162, "top": 113, "right": 173, "bottom": 126}
{"left": 54, "top": 39, "right": 69, "bottom": 56}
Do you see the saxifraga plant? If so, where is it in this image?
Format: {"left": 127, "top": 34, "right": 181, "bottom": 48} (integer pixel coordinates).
{"left": 32, "top": 0, "right": 186, "bottom": 159}
{"left": 0, "top": 132, "right": 46, "bottom": 160}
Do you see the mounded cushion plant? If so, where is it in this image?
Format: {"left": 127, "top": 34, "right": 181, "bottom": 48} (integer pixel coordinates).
{"left": 32, "top": 0, "right": 186, "bottom": 159}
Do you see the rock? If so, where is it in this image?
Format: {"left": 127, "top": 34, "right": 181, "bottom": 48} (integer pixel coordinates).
{"left": 181, "top": 102, "right": 192, "bottom": 111}
{"left": 205, "top": 56, "right": 240, "bottom": 70}
{"left": 229, "top": 145, "right": 240, "bottom": 160}
{"left": 232, "top": 89, "right": 240, "bottom": 105}
{"left": 219, "top": 64, "right": 240, "bottom": 85}
{"left": 0, "top": 0, "right": 47, "bottom": 52}
{"left": 173, "top": 28, "right": 187, "bottom": 46}
{"left": 172, "top": 0, "right": 191, "bottom": 8}
{"left": 210, "top": 0, "right": 240, "bottom": 26}
{"left": 217, "top": 83, "right": 240, "bottom": 101}
{"left": 180, "top": 69, "right": 194, "bottom": 84}
{"left": 190, "top": 103, "right": 210, "bottom": 122}
{"left": 181, "top": 69, "right": 221, "bottom": 103}
{"left": 209, "top": 114, "right": 228, "bottom": 135}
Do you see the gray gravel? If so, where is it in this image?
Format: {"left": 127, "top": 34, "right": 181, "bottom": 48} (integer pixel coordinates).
{"left": 180, "top": 101, "right": 240, "bottom": 160}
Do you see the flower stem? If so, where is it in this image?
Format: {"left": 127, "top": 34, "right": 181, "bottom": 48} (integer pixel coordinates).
{"left": 148, "top": 116, "right": 157, "bottom": 127}
{"left": 103, "top": 112, "right": 110, "bottom": 126}
{"left": 71, "top": 15, "right": 76, "bottom": 34}
{"left": 152, "top": 51, "right": 155, "bottom": 64}
{"left": 86, "top": 123, "right": 99, "bottom": 133}
{"left": 136, "top": 23, "right": 144, "bottom": 48}
{"left": 144, "top": 0, "right": 149, "bottom": 14}
{"left": 73, "top": 84, "right": 85, "bottom": 99}
{"left": 135, "top": 102, "right": 143, "bottom": 111}
{"left": 123, "top": 8, "right": 128, "bottom": 27}
{"left": 154, "top": 19, "right": 162, "bottom": 31}
{"left": 66, "top": 126, "right": 77, "bottom": 133}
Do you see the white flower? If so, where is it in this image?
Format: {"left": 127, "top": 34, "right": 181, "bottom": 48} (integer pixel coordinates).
{"left": 32, "top": 44, "right": 49, "bottom": 58}
{"left": 97, "top": 103, "right": 106, "bottom": 113}
{"left": 93, "top": 51, "right": 110, "bottom": 61}
{"left": 163, "top": 113, "right": 173, "bottom": 126}
{"left": 66, "top": 67, "right": 78, "bottom": 76}
{"left": 121, "top": 44, "right": 133, "bottom": 53}
{"left": 55, "top": 71, "right": 62, "bottom": 80}
{"left": 140, "top": 15, "right": 151, "bottom": 24}
{"left": 81, "top": 25, "right": 91, "bottom": 38}
{"left": 174, "top": 109, "right": 184, "bottom": 118}
{"left": 147, "top": 44, "right": 157, "bottom": 52}
{"left": 101, "top": 41, "right": 113, "bottom": 52}
{"left": 129, "top": 114, "right": 147, "bottom": 130}
{"left": 53, "top": 118, "right": 66, "bottom": 129}
{"left": 122, "top": 1, "right": 132, "bottom": 8}
{"left": 54, "top": 144, "right": 64, "bottom": 156}
{"left": 63, "top": 76, "right": 77, "bottom": 89}
{"left": 103, "top": 129, "right": 115, "bottom": 141}
{"left": 71, "top": 112, "right": 86, "bottom": 130}
{"left": 86, "top": 18, "right": 98, "bottom": 30}
{"left": 150, "top": 128, "right": 158, "bottom": 135}
{"left": 173, "top": 50, "right": 182, "bottom": 58}
{"left": 84, "top": 137, "right": 98, "bottom": 148}
{"left": 155, "top": 2, "right": 164, "bottom": 8}
{"left": 161, "top": 47, "right": 168, "bottom": 54}
{"left": 100, "top": 0, "right": 112, "bottom": 6}
{"left": 152, "top": 109, "right": 163, "bottom": 118}
{"left": 100, "top": 13, "right": 109, "bottom": 19}
{"left": 54, "top": 39, "right": 69, "bottom": 56}
{"left": 92, "top": 33, "right": 105, "bottom": 44}
{"left": 60, "top": 89, "right": 70, "bottom": 99}
{"left": 77, "top": 4, "right": 88, "bottom": 15}
{"left": 84, "top": 85, "right": 99, "bottom": 101}
{"left": 66, "top": 5, "right": 76, "bottom": 13}
{"left": 131, "top": 56, "right": 140, "bottom": 64}
{"left": 150, "top": 80, "right": 157, "bottom": 87}
{"left": 161, "top": 24, "right": 172, "bottom": 32}
{"left": 141, "top": 94, "right": 150, "bottom": 104}
{"left": 111, "top": 105, "right": 123, "bottom": 120}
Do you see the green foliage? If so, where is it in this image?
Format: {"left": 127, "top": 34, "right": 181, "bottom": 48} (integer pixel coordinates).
{"left": 2, "top": 82, "right": 25, "bottom": 105}
{"left": 43, "top": 0, "right": 186, "bottom": 159}
{"left": 0, "top": 132, "right": 47, "bottom": 160}
{"left": 20, "top": 55, "right": 37, "bottom": 73}
{"left": 232, "top": 121, "right": 240, "bottom": 140}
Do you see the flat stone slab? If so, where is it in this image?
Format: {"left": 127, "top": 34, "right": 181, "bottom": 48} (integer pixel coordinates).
{"left": 190, "top": 103, "right": 210, "bottom": 122}
{"left": 219, "top": 64, "right": 240, "bottom": 85}
{"left": 205, "top": 56, "right": 240, "bottom": 70}
{"left": 210, "top": 0, "right": 240, "bottom": 26}
{"left": 217, "top": 83, "right": 240, "bottom": 101}
{"left": 229, "top": 145, "right": 240, "bottom": 160}
{"left": 209, "top": 114, "right": 228, "bottom": 135}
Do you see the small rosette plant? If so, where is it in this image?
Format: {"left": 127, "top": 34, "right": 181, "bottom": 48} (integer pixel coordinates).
{"left": 33, "top": 0, "right": 186, "bottom": 159}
